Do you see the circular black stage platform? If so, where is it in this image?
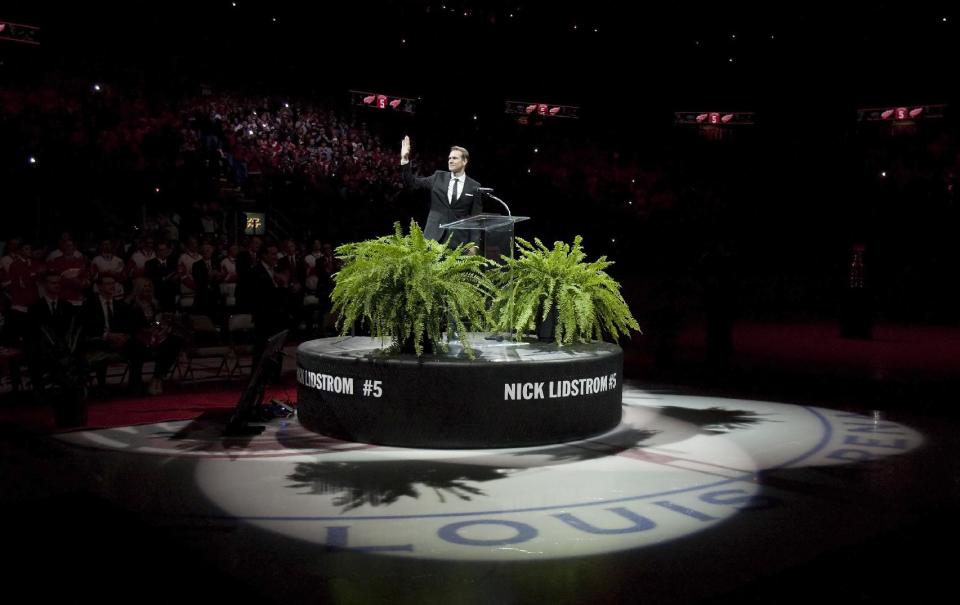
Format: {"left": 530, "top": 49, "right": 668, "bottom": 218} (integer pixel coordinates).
{"left": 296, "top": 336, "right": 624, "bottom": 448}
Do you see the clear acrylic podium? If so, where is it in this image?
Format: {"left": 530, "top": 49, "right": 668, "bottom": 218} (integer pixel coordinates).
{"left": 440, "top": 213, "right": 530, "bottom": 260}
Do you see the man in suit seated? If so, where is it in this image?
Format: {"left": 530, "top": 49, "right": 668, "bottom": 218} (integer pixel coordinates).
{"left": 29, "top": 272, "right": 75, "bottom": 336}
{"left": 81, "top": 274, "right": 146, "bottom": 394}
{"left": 26, "top": 272, "right": 79, "bottom": 398}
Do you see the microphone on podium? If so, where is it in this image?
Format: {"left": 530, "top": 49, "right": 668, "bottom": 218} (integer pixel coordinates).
{"left": 477, "top": 187, "right": 511, "bottom": 216}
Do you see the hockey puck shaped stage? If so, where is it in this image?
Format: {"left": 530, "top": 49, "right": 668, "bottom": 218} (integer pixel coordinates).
{"left": 296, "top": 336, "right": 624, "bottom": 448}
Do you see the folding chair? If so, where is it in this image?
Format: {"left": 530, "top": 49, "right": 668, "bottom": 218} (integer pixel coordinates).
{"left": 178, "top": 314, "right": 229, "bottom": 381}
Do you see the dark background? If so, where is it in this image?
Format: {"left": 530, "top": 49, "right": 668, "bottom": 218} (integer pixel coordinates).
{"left": 3, "top": 2, "right": 958, "bottom": 324}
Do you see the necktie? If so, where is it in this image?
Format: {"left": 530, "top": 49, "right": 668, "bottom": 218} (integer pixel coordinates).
{"left": 50, "top": 300, "right": 57, "bottom": 314}
{"left": 450, "top": 177, "right": 459, "bottom": 204}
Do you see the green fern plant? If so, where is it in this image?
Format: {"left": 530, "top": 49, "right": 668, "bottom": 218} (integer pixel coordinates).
{"left": 491, "top": 236, "right": 641, "bottom": 345}
{"left": 330, "top": 220, "right": 495, "bottom": 357}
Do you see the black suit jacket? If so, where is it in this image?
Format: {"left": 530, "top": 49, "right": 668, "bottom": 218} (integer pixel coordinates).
{"left": 80, "top": 296, "right": 133, "bottom": 341}
{"left": 233, "top": 249, "right": 258, "bottom": 311}
{"left": 27, "top": 298, "right": 77, "bottom": 347}
{"left": 191, "top": 257, "right": 222, "bottom": 314}
{"left": 145, "top": 257, "right": 179, "bottom": 311}
{"left": 250, "top": 264, "right": 289, "bottom": 336}
{"left": 402, "top": 163, "right": 482, "bottom": 247}
{"left": 277, "top": 254, "right": 307, "bottom": 286}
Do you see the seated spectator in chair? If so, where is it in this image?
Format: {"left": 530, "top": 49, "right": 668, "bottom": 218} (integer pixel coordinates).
{"left": 29, "top": 272, "right": 75, "bottom": 336}
{"left": 81, "top": 274, "right": 145, "bottom": 394}
{"left": 126, "top": 278, "right": 184, "bottom": 396}
{"left": 26, "top": 272, "right": 79, "bottom": 398}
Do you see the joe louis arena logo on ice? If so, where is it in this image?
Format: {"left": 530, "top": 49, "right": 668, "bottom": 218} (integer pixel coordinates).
{"left": 181, "top": 385, "right": 924, "bottom": 561}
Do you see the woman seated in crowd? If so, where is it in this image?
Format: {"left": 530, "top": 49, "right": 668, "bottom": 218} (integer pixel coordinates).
{"left": 126, "top": 277, "right": 185, "bottom": 395}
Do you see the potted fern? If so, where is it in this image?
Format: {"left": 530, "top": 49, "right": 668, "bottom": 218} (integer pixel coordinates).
{"left": 300, "top": 230, "right": 630, "bottom": 448}
{"left": 330, "top": 220, "right": 495, "bottom": 358}
{"left": 492, "top": 236, "right": 641, "bottom": 345}
{"left": 37, "top": 316, "right": 89, "bottom": 427}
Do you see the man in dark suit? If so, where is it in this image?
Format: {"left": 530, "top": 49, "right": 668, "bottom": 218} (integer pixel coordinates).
{"left": 191, "top": 241, "right": 224, "bottom": 319}
{"left": 233, "top": 236, "right": 262, "bottom": 312}
{"left": 81, "top": 274, "right": 145, "bottom": 393}
{"left": 400, "top": 136, "right": 483, "bottom": 248}
{"left": 26, "top": 272, "right": 79, "bottom": 396}
{"left": 28, "top": 272, "right": 76, "bottom": 339}
{"left": 145, "top": 241, "right": 180, "bottom": 312}
{"left": 276, "top": 239, "right": 307, "bottom": 289}
{"left": 250, "top": 243, "right": 291, "bottom": 368}
{"left": 277, "top": 239, "right": 307, "bottom": 332}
